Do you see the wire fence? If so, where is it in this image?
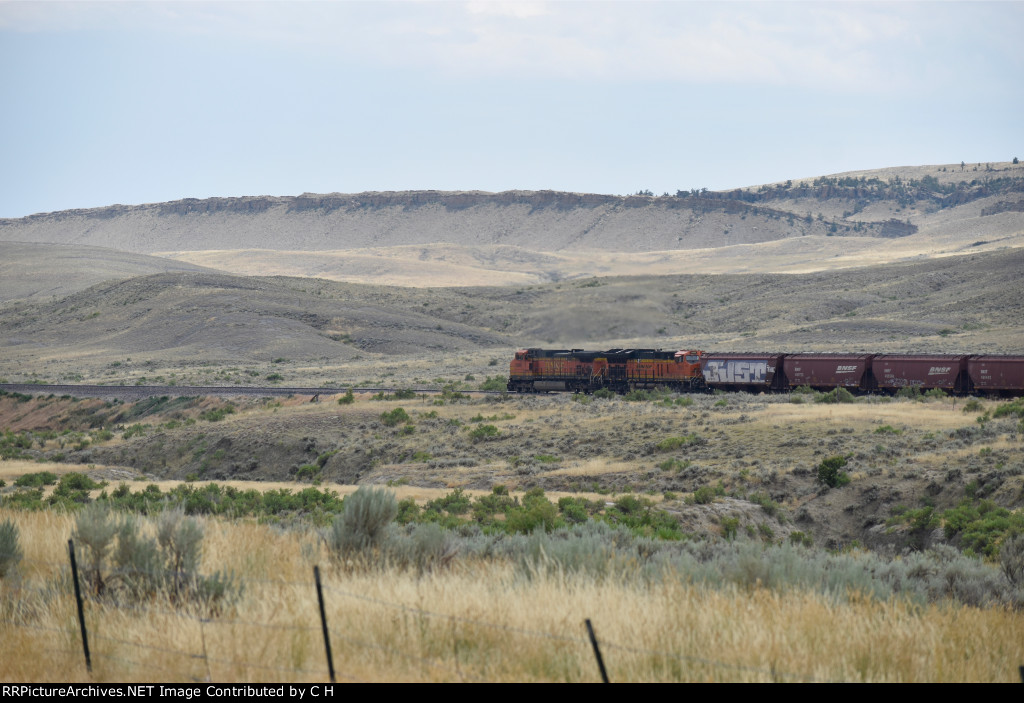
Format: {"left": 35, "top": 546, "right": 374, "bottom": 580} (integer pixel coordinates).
{"left": 0, "top": 546, "right": 859, "bottom": 683}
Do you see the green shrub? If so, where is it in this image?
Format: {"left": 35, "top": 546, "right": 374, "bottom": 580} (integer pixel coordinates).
{"left": 992, "top": 398, "right": 1024, "bottom": 419}
{"left": 0, "top": 519, "right": 23, "bottom": 578}
{"left": 13, "top": 471, "right": 59, "bottom": 488}
{"left": 122, "top": 424, "right": 148, "bottom": 439}
{"left": 200, "top": 404, "right": 235, "bottom": 422}
{"left": 816, "top": 456, "right": 851, "bottom": 488}
{"left": 337, "top": 389, "right": 355, "bottom": 405}
{"left": 72, "top": 505, "right": 235, "bottom": 608}
{"left": 73, "top": 503, "right": 119, "bottom": 594}
{"left": 962, "top": 398, "right": 983, "bottom": 414}
{"left": 328, "top": 487, "right": 398, "bottom": 555}
{"left": 425, "top": 488, "right": 472, "bottom": 516}
{"left": 469, "top": 424, "right": 500, "bottom": 442}
{"left": 593, "top": 389, "right": 615, "bottom": 400}
{"left": 557, "top": 497, "right": 592, "bottom": 525}
{"left": 479, "top": 376, "right": 507, "bottom": 392}
{"left": 942, "top": 499, "right": 1024, "bottom": 558}
{"left": 656, "top": 434, "right": 704, "bottom": 452}
{"left": 58, "top": 472, "right": 104, "bottom": 492}
{"left": 392, "top": 389, "right": 417, "bottom": 400}
{"left": 1001, "top": 533, "right": 1024, "bottom": 586}
{"left": 439, "top": 385, "right": 468, "bottom": 402}
{"left": 91, "top": 429, "right": 114, "bottom": 442}
{"left": 395, "top": 497, "right": 421, "bottom": 524}
{"left": 721, "top": 517, "right": 739, "bottom": 541}
{"left": 789, "top": 531, "right": 813, "bottom": 547}
{"left": 815, "top": 387, "right": 856, "bottom": 404}
{"left": 386, "top": 522, "right": 458, "bottom": 573}
{"left": 380, "top": 407, "right": 411, "bottom": 427}
{"left": 295, "top": 464, "right": 321, "bottom": 481}
{"left": 895, "top": 386, "right": 923, "bottom": 400}
{"left": 2, "top": 488, "right": 44, "bottom": 510}
{"left": 749, "top": 492, "right": 783, "bottom": 520}
{"left": 692, "top": 485, "right": 719, "bottom": 505}
{"left": 506, "top": 487, "right": 562, "bottom": 534}
{"left": 474, "top": 487, "right": 518, "bottom": 522}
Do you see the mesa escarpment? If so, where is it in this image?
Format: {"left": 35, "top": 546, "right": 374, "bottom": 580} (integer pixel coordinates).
{"left": 0, "top": 189, "right": 872, "bottom": 254}
{"left": 1, "top": 163, "right": 1021, "bottom": 284}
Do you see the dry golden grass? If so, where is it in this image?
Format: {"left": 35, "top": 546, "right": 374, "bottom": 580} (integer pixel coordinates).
{"left": 756, "top": 398, "right": 980, "bottom": 431}
{"left": 2, "top": 508, "right": 1022, "bottom": 683}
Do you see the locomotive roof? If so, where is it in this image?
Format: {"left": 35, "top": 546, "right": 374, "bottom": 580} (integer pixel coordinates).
{"left": 525, "top": 347, "right": 681, "bottom": 361}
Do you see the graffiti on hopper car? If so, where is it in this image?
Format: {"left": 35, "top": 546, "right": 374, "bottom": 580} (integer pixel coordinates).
{"left": 703, "top": 360, "right": 768, "bottom": 384}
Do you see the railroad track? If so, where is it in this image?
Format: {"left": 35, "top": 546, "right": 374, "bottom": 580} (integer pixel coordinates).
{"left": 0, "top": 383, "right": 504, "bottom": 402}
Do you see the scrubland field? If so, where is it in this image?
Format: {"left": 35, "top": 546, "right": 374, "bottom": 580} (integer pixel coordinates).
{"left": 2, "top": 163, "right": 1023, "bottom": 681}
{"left": 3, "top": 507, "right": 1024, "bottom": 683}
{"left": 2, "top": 388, "right": 1023, "bottom": 682}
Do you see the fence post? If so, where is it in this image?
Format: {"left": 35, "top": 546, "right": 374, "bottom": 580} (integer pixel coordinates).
{"left": 585, "top": 618, "right": 609, "bottom": 683}
{"left": 67, "top": 539, "right": 92, "bottom": 674}
{"left": 314, "top": 565, "right": 336, "bottom": 684}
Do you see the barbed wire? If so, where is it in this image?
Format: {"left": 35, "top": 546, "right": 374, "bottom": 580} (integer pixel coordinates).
{"left": 326, "top": 628, "right": 487, "bottom": 683}
{"left": 91, "top": 632, "right": 207, "bottom": 662}
{"left": 597, "top": 638, "right": 840, "bottom": 683}
{"left": 101, "top": 653, "right": 201, "bottom": 680}
{"left": 322, "top": 582, "right": 591, "bottom": 646}
{"left": 0, "top": 618, "right": 68, "bottom": 635}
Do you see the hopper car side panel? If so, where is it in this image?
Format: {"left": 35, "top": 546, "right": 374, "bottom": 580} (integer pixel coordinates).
{"left": 872, "top": 354, "right": 969, "bottom": 393}
{"left": 783, "top": 354, "right": 874, "bottom": 390}
{"left": 968, "top": 356, "right": 1024, "bottom": 393}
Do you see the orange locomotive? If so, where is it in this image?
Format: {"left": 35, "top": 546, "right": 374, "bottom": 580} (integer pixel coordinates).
{"left": 507, "top": 348, "right": 705, "bottom": 394}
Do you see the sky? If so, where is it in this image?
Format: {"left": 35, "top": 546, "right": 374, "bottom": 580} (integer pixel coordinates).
{"left": 0, "top": 0, "right": 1021, "bottom": 218}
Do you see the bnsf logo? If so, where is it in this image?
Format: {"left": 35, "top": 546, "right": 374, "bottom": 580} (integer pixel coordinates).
{"left": 928, "top": 367, "right": 951, "bottom": 375}
{"left": 835, "top": 365, "right": 858, "bottom": 373}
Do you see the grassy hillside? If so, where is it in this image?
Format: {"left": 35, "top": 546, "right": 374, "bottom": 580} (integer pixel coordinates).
{"left": 0, "top": 241, "right": 215, "bottom": 301}
{"left": 0, "top": 248, "right": 1020, "bottom": 388}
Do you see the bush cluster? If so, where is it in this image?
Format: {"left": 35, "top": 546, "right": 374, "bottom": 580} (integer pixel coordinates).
{"left": 0, "top": 519, "right": 23, "bottom": 578}
{"left": 72, "top": 504, "right": 236, "bottom": 610}
{"left": 816, "top": 456, "right": 851, "bottom": 488}
{"left": 379, "top": 407, "right": 411, "bottom": 427}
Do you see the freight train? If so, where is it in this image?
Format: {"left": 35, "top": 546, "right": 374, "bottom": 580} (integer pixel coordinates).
{"left": 507, "top": 348, "right": 1024, "bottom": 396}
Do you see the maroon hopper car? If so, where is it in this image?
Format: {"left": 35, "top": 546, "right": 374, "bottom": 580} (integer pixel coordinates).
{"left": 783, "top": 354, "right": 874, "bottom": 390}
{"left": 967, "top": 356, "right": 1024, "bottom": 393}
{"left": 872, "top": 354, "right": 969, "bottom": 393}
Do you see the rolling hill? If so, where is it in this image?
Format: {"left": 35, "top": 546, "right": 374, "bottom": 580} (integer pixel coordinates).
{"left": 1, "top": 162, "right": 1021, "bottom": 287}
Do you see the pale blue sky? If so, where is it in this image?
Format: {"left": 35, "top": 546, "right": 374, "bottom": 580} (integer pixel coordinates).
{"left": 1, "top": 1, "right": 1021, "bottom": 218}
